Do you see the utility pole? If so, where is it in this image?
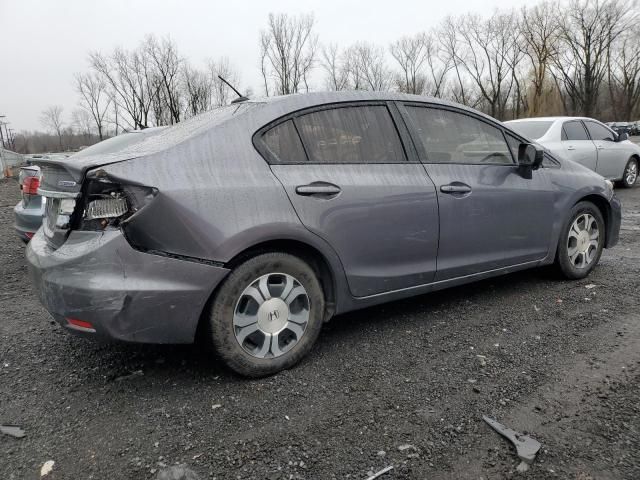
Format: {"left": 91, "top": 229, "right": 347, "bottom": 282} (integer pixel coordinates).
{"left": 0, "top": 115, "right": 5, "bottom": 149}
{"left": 3, "top": 122, "right": 12, "bottom": 150}
{"left": 7, "top": 128, "right": 15, "bottom": 150}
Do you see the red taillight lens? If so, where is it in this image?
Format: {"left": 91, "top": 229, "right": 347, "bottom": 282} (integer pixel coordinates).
{"left": 66, "top": 318, "right": 96, "bottom": 331}
{"left": 22, "top": 176, "right": 40, "bottom": 195}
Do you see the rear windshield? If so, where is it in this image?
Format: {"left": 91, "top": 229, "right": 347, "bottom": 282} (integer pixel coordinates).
{"left": 507, "top": 121, "right": 554, "bottom": 140}
{"left": 71, "top": 128, "right": 167, "bottom": 159}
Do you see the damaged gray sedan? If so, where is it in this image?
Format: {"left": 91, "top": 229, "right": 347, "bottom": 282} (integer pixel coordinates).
{"left": 27, "top": 92, "right": 621, "bottom": 377}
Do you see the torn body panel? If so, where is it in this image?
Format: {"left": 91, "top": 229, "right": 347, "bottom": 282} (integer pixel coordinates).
{"left": 26, "top": 229, "right": 229, "bottom": 343}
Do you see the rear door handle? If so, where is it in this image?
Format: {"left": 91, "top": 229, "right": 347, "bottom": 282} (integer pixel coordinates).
{"left": 440, "top": 183, "right": 472, "bottom": 194}
{"left": 295, "top": 182, "right": 341, "bottom": 196}
{"left": 566, "top": 145, "right": 576, "bottom": 151}
{"left": 596, "top": 144, "right": 605, "bottom": 150}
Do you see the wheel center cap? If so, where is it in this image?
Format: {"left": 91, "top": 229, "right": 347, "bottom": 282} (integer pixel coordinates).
{"left": 578, "top": 231, "right": 590, "bottom": 252}
{"left": 257, "top": 298, "right": 289, "bottom": 334}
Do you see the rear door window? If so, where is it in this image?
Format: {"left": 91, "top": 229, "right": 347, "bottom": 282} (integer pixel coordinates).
{"left": 294, "top": 105, "right": 406, "bottom": 164}
{"left": 262, "top": 120, "right": 307, "bottom": 163}
{"left": 585, "top": 121, "right": 616, "bottom": 141}
{"left": 563, "top": 121, "right": 590, "bottom": 140}
{"left": 405, "top": 106, "right": 513, "bottom": 165}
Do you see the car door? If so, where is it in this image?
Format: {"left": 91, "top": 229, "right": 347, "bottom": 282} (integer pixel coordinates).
{"left": 584, "top": 120, "right": 629, "bottom": 180}
{"left": 561, "top": 120, "right": 597, "bottom": 171}
{"left": 399, "top": 103, "right": 556, "bottom": 282}
{"left": 257, "top": 103, "right": 440, "bottom": 297}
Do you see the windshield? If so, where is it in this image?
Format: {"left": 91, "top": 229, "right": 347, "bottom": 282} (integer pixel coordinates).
{"left": 70, "top": 128, "right": 168, "bottom": 159}
{"left": 507, "top": 121, "right": 554, "bottom": 140}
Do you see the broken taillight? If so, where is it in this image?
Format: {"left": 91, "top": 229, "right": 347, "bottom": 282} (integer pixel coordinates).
{"left": 22, "top": 176, "right": 40, "bottom": 195}
{"left": 77, "top": 169, "right": 157, "bottom": 231}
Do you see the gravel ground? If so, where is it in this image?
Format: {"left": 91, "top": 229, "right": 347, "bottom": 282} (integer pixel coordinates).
{"left": 1, "top": 177, "right": 639, "bottom": 480}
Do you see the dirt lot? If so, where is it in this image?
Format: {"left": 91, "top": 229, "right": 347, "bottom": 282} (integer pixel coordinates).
{"left": 1, "top": 177, "right": 639, "bottom": 480}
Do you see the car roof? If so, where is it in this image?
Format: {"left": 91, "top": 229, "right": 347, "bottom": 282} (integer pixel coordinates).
{"left": 505, "top": 116, "right": 597, "bottom": 123}
{"left": 244, "top": 90, "right": 501, "bottom": 124}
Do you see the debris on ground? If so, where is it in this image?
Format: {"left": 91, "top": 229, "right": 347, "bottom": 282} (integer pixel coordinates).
{"left": 114, "top": 370, "right": 144, "bottom": 382}
{"left": 483, "top": 416, "right": 541, "bottom": 472}
{"left": 365, "top": 465, "right": 394, "bottom": 480}
{"left": 397, "top": 444, "right": 416, "bottom": 451}
{"left": 155, "top": 464, "right": 201, "bottom": 480}
{"left": 40, "top": 460, "right": 54, "bottom": 477}
{"left": 585, "top": 284, "right": 597, "bottom": 289}
{"left": 476, "top": 354, "right": 487, "bottom": 367}
{"left": 0, "top": 424, "right": 25, "bottom": 438}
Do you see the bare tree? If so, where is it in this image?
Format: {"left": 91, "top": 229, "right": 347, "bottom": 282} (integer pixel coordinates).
{"left": 182, "top": 64, "right": 212, "bottom": 118}
{"left": 423, "top": 32, "right": 451, "bottom": 98}
{"left": 89, "top": 46, "right": 154, "bottom": 129}
{"left": 260, "top": 13, "right": 317, "bottom": 95}
{"left": 71, "top": 108, "right": 93, "bottom": 141}
{"left": 551, "top": 0, "right": 634, "bottom": 117}
{"left": 521, "top": 2, "right": 560, "bottom": 116}
{"left": 608, "top": 26, "right": 640, "bottom": 119}
{"left": 40, "top": 105, "right": 65, "bottom": 151}
{"left": 455, "top": 11, "right": 521, "bottom": 119}
{"left": 390, "top": 33, "right": 429, "bottom": 94}
{"left": 144, "top": 35, "right": 183, "bottom": 124}
{"left": 320, "top": 43, "right": 350, "bottom": 91}
{"left": 209, "top": 57, "right": 241, "bottom": 106}
{"left": 348, "top": 42, "right": 393, "bottom": 91}
{"left": 75, "top": 72, "right": 111, "bottom": 140}
{"left": 439, "top": 16, "right": 471, "bottom": 105}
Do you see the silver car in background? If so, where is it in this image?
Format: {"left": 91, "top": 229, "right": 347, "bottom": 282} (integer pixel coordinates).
{"left": 505, "top": 117, "right": 639, "bottom": 188}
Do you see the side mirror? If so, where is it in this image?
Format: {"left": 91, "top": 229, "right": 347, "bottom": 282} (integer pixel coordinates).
{"left": 617, "top": 132, "right": 629, "bottom": 142}
{"left": 518, "top": 143, "right": 544, "bottom": 172}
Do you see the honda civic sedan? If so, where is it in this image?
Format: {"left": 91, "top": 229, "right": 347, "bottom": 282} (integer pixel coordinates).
{"left": 26, "top": 92, "right": 621, "bottom": 377}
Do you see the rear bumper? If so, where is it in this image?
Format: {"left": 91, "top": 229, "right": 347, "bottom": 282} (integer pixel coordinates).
{"left": 26, "top": 229, "right": 230, "bottom": 343}
{"left": 605, "top": 194, "right": 622, "bottom": 248}
{"left": 13, "top": 201, "right": 43, "bottom": 242}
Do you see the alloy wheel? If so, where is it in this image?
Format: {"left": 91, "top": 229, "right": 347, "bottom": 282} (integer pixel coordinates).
{"left": 567, "top": 213, "right": 600, "bottom": 269}
{"left": 233, "top": 273, "right": 310, "bottom": 358}
{"left": 625, "top": 161, "right": 638, "bottom": 186}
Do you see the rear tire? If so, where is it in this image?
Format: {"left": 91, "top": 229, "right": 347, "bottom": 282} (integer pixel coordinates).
{"left": 556, "top": 201, "right": 605, "bottom": 280}
{"left": 207, "top": 252, "right": 325, "bottom": 377}
{"left": 621, "top": 157, "right": 638, "bottom": 188}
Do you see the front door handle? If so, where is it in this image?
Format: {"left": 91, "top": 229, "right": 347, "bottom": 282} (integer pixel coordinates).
{"left": 596, "top": 144, "right": 605, "bottom": 150}
{"left": 566, "top": 145, "right": 576, "bottom": 151}
{"left": 295, "top": 182, "right": 341, "bottom": 197}
{"left": 440, "top": 183, "right": 472, "bottom": 194}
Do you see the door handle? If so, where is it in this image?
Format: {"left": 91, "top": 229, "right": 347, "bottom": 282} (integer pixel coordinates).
{"left": 566, "top": 145, "right": 576, "bottom": 151}
{"left": 596, "top": 144, "right": 605, "bottom": 150}
{"left": 440, "top": 183, "right": 472, "bottom": 194}
{"left": 295, "top": 182, "right": 341, "bottom": 196}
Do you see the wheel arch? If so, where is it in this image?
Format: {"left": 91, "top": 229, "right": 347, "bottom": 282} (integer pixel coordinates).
{"left": 224, "top": 238, "right": 338, "bottom": 321}
{"left": 575, "top": 194, "right": 612, "bottom": 246}
{"left": 195, "top": 236, "right": 342, "bottom": 344}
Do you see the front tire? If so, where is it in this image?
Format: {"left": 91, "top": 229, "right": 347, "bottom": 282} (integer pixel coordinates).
{"left": 621, "top": 157, "right": 638, "bottom": 188}
{"left": 207, "top": 252, "right": 325, "bottom": 377}
{"left": 556, "top": 202, "right": 605, "bottom": 280}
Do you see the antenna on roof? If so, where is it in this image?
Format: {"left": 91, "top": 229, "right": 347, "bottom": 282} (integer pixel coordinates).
{"left": 217, "top": 75, "right": 249, "bottom": 104}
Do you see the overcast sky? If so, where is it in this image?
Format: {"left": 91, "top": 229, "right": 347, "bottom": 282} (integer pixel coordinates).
{"left": 0, "top": 0, "right": 533, "bottom": 132}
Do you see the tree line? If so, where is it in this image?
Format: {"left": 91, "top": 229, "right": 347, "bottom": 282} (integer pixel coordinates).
{"left": 19, "top": 0, "right": 640, "bottom": 154}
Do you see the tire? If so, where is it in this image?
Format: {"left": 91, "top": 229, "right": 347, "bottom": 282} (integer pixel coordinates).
{"left": 206, "top": 252, "right": 325, "bottom": 377}
{"left": 556, "top": 201, "right": 605, "bottom": 280}
{"left": 621, "top": 157, "right": 638, "bottom": 188}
